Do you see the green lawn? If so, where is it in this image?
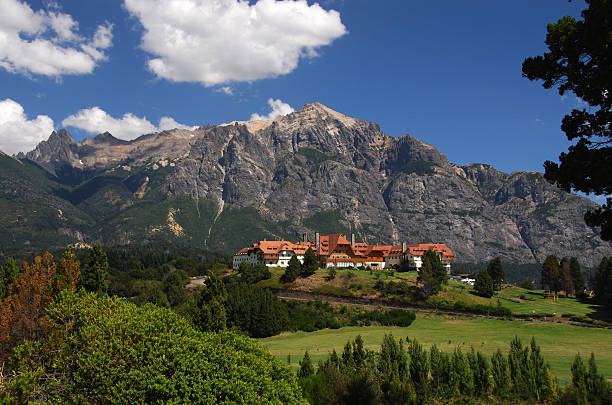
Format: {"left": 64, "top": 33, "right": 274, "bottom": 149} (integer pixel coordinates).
{"left": 259, "top": 314, "right": 612, "bottom": 385}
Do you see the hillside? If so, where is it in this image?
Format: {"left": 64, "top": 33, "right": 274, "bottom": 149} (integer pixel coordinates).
{"left": 2, "top": 103, "right": 610, "bottom": 266}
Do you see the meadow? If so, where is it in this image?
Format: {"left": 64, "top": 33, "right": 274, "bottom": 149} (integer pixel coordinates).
{"left": 260, "top": 313, "right": 612, "bottom": 385}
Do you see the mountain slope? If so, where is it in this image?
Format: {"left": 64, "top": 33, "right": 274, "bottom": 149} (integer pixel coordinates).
{"left": 3, "top": 103, "right": 610, "bottom": 266}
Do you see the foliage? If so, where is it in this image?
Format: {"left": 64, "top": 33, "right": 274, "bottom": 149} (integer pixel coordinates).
{"left": 556, "top": 353, "right": 611, "bottom": 405}
{"left": 237, "top": 262, "right": 271, "bottom": 284}
{"left": 80, "top": 242, "right": 109, "bottom": 294}
{"left": 561, "top": 257, "right": 576, "bottom": 296}
{"left": 301, "top": 247, "right": 318, "bottom": 278}
{"left": 285, "top": 299, "right": 415, "bottom": 332}
{"left": 474, "top": 270, "right": 494, "bottom": 298}
{"left": 570, "top": 257, "right": 586, "bottom": 298}
{"left": 418, "top": 250, "right": 447, "bottom": 299}
{"left": 282, "top": 255, "right": 302, "bottom": 283}
{"left": 0, "top": 251, "right": 78, "bottom": 362}
{"left": 0, "top": 290, "right": 305, "bottom": 404}
{"left": 298, "top": 351, "right": 315, "bottom": 379}
{"left": 224, "top": 280, "right": 289, "bottom": 338}
{"left": 522, "top": 0, "right": 612, "bottom": 240}
{"left": 0, "top": 258, "right": 19, "bottom": 299}
{"left": 520, "top": 279, "right": 535, "bottom": 290}
{"left": 592, "top": 256, "right": 612, "bottom": 315}
{"left": 542, "top": 255, "right": 561, "bottom": 293}
{"left": 486, "top": 257, "right": 505, "bottom": 290}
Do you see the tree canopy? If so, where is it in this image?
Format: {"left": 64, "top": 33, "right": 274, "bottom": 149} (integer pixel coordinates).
{"left": 522, "top": 0, "right": 612, "bottom": 240}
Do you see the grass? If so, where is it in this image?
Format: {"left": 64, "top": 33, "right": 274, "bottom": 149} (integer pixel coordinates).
{"left": 259, "top": 313, "right": 612, "bottom": 385}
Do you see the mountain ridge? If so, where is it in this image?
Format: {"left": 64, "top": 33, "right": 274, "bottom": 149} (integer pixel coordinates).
{"left": 2, "top": 103, "right": 610, "bottom": 266}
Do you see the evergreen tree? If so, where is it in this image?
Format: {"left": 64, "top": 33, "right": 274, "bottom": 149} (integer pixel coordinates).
{"left": 450, "top": 348, "right": 473, "bottom": 396}
{"left": 586, "top": 353, "right": 612, "bottom": 404}
{"left": 301, "top": 248, "right": 318, "bottom": 277}
{"left": 486, "top": 257, "right": 505, "bottom": 290}
{"left": 298, "top": 351, "right": 315, "bottom": 379}
{"left": 560, "top": 257, "right": 575, "bottom": 296}
{"left": 592, "top": 257, "right": 612, "bottom": 313}
{"left": 491, "top": 349, "right": 510, "bottom": 396}
{"left": 81, "top": 243, "right": 109, "bottom": 294}
{"left": 430, "top": 344, "right": 450, "bottom": 392}
{"left": 522, "top": 0, "right": 612, "bottom": 241}
{"left": 281, "top": 255, "right": 301, "bottom": 283}
{"left": 0, "top": 258, "right": 19, "bottom": 299}
{"left": 474, "top": 351, "right": 490, "bottom": 396}
{"left": 418, "top": 250, "right": 447, "bottom": 298}
{"left": 474, "top": 270, "right": 494, "bottom": 298}
{"left": 342, "top": 340, "right": 355, "bottom": 370}
{"left": 569, "top": 257, "right": 586, "bottom": 297}
{"left": 408, "top": 339, "right": 429, "bottom": 402}
{"left": 529, "top": 337, "right": 555, "bottom": 401}
{"left": 352, "top": 334, "right": 366, "bottom": 368}
{"left": 508, "top": 336, "right": 530, "bottom": 399}
{"left": 571, "top": 353, "right": 588, "bottom": 403}
{"left": 542, "top": 255, "right": 561, "bottom": 294}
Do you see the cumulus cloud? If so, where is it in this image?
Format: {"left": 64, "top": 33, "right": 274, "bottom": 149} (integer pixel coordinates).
{"left": 250, "top": 98, "right": 294, "bottom": 121}
{"left": 0, "top": 98, "right": 54, "bottom": 155}
{"left": 124, "top": 0, "right": 346, "bottom": 86}
{"left": 62, "top": 106, "right": 196, "bottom": 141}
{"left": 0, "top": 0, "right": 113, "bottom": 77}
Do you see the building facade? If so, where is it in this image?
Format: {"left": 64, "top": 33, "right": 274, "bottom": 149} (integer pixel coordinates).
{"left": 232, "top": 233, "right": 455, "bottom": 272}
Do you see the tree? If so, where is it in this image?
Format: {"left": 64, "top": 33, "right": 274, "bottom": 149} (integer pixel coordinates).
{"left": 418, "top": 250, "right": 447, "bottom": 298}
{"left": 560, "top": 257, "right": 575, "bottom": 297}
{"left": 520, "top": 279, "right": 535, "bottom": 290}
{"left": 569, "top": 257, "right": 586, "bottom": 297}
{"left": 80, "top": 243, "right": 109, "bottom": 294}
{"left": 486, "top": 257, "right": 505, "bottom": 290}
{"left": 298, "top": 351, "right": 315, "bottom": 379}
{"left": 592, "top": 257, "right": 612, "bottom": 314}
{"left": 0, "top": 258, "right": 19, "bottom": 299}
{"left": 541, "top": 255, "right": 561, "bottom": 294}
{"left": 491, "top": 349, "right": 510, "bottom": 396}
{"left": 522, "top": 0, "right": 612, "bottom": 240}
{"left": 474, "top": 270, "right": 494, "bottom": 298}
{"left": 281, "top": 255, "right": 301, "bottom": 283}
{"left": 301, "top": 248, "right": 318, "bottom": 277}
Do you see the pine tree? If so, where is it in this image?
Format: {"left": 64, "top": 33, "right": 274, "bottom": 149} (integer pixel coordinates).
{"left": 0, "top": 258, "right": 19, "bottom": 299}
{"left": 298, "top": 351, "right": 315, "bottom": 379}
{"left": 592, "top": 257, "right": 612, "bottom": 313}
{"left": 571, "top": 353, "right": 588, "bottom": 403}
{"left": 352, "top": 335, "right": 366, "bottom": 368}
{"left": 529, "top": 337, "right": 554, "bottom": 401}
{"left": 408, "top": 339, "right": 429, "bottom": 401}
{"left": 418, "top": 250, "right": 447, "bottom": 298}
{"left": 301, "top": 248, "right": 318, "bottom": 277}
{"left": 486, "top": 257, "right": 505, "bottom": 290}
{"left": 569, "top": 257, "right": 586, "bottom": 297}
{"left": 281, "top": 255, "right": 302, "bottom": 283}
{"left": 81, "top": 243, "right": 109, "bottom": 294}
{"left": 560, "top": 257, "right": 575, "bottom": 297}
{"left": 541, "top": 255, "right": 561, "bottom": 295}
{"left": 474, "top": 270, "right": 494, "bottom": 298}
{"left": 491, "top": 349, "right": 510, "bottom": 396}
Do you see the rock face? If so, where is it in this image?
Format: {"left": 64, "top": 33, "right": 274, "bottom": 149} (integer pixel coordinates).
{"left": 5, "top": 102, "right": 611, "bottom": 266}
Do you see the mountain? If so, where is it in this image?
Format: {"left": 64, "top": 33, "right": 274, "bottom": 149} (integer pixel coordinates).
{"left": 2, "top": 102, "right": 610, "bottom": 266}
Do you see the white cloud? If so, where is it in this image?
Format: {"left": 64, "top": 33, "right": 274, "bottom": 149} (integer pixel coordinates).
{"left": 124, "top": 0, "right": 346, "bottom": 86}
{"left": 0, "top": 0, "right": 113, "bottom": 77}
{"left": 250, "top": 98, "right": 294, "bottom": 121}
{"left": 62, "top": 106, "right": 196, "bottom": 140}
{"left": 216, "top": 86, "right": 234, "bottom": 96}
{"left": 0, "top": 98, "right": 54, "bottom": 155}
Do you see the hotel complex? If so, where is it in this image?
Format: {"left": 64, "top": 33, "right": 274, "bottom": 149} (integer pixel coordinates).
{"left": 233, "top": 233, "right": 455, "bottom": 272}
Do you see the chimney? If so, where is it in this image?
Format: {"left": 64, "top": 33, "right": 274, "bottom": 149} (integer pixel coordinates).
{"left": 315, "top": 232, "right": 320, "bottom": 250}
{"left": 351, "top": 233, "right": 355, "bottom": 247}
{"left": 402, "top": 242, "right": 406, "bottom": 252}
{"left": 302, "top": 233, "right": 307, "bottom": 243}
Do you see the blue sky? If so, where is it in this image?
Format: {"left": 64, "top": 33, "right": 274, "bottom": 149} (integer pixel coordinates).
{"left": 0, "top": 0, "right": 588, "bottom": 177}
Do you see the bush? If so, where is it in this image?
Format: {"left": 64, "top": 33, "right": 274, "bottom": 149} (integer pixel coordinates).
{"left": 2, "top": 290, "right": 304, "bottom": 404}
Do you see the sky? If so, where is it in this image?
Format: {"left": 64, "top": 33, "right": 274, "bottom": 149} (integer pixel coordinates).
{"left": 0, "top": 0, "right": 591, "bottom": 179}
